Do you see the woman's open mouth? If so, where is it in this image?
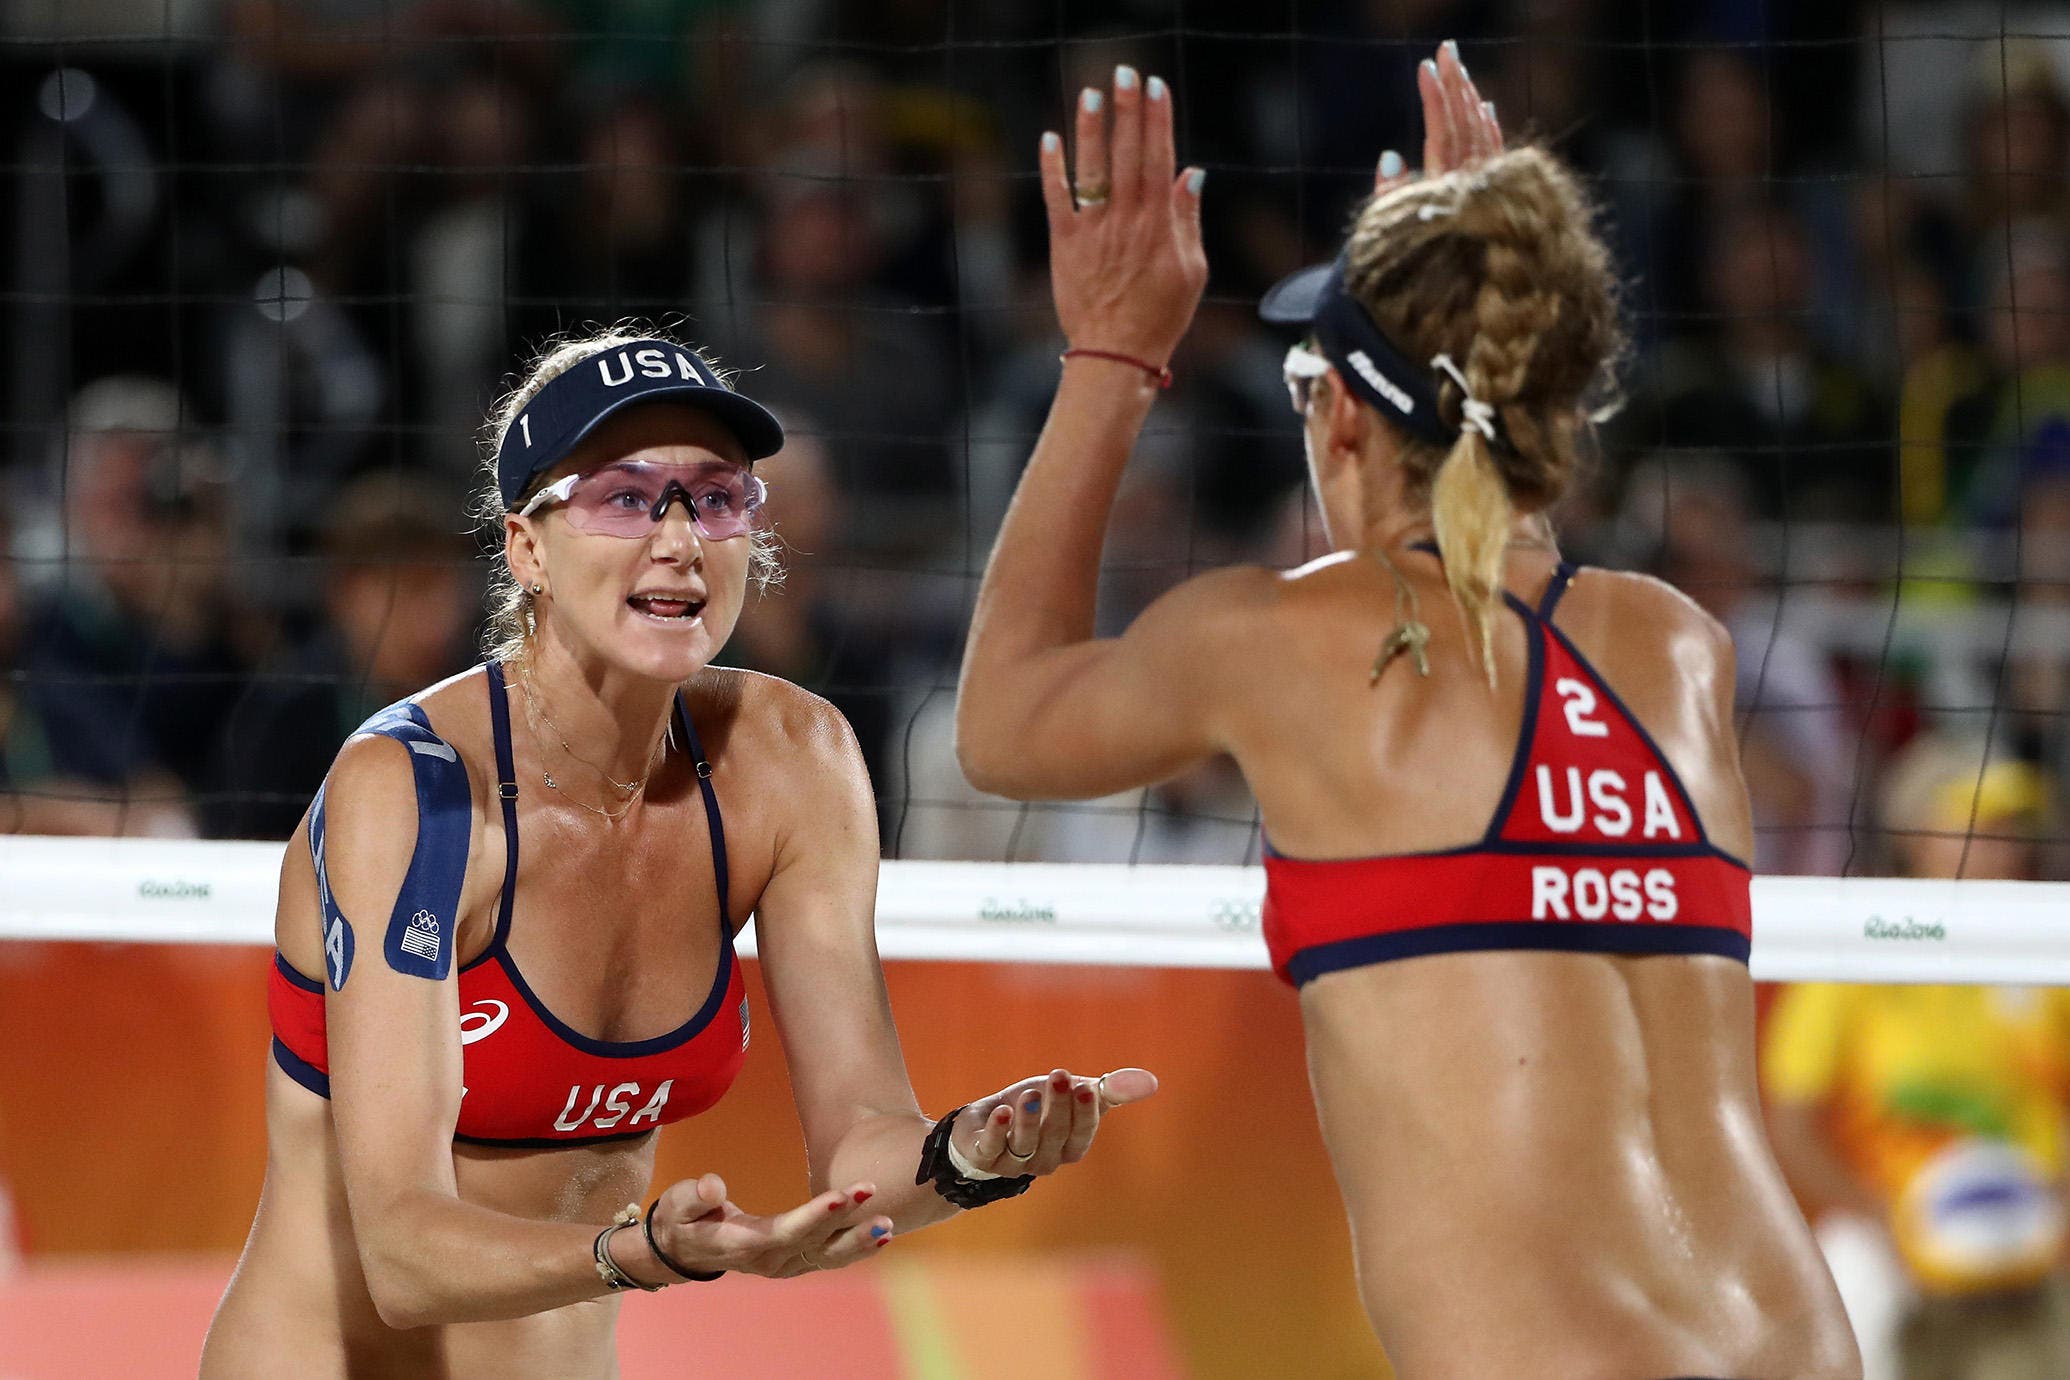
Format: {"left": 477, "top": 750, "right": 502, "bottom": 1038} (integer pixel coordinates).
{"left": 627, "top": 594, "right": 705, "bottom": 623}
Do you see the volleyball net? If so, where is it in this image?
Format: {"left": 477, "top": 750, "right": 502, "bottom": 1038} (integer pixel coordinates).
{"left": 4, "top": 9, "right": 2070, "bottom": 981}
{"left": 3, "top": 835, "right": 2068, "bottom": 988}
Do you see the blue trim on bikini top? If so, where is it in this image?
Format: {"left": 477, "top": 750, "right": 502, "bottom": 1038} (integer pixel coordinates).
{"left": 1395, "top": 543, "right": 1733, "bottom": 861}
{"left": 481, "top": 662, "right": 739, "bottom": 1057}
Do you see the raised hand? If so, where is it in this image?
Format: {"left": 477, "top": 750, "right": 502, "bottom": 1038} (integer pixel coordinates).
{"left": 1038, "top": 67, "right": 1208, "bottom": 370}
{"left": 950, "top": 1067, "right": 1159, "bottom": 1178}
{"left": 646, "top": 1172, "right": 894, "bottom": 1279}
{"left": 1381, "top": 40, "right": 1505, "bottom": 196}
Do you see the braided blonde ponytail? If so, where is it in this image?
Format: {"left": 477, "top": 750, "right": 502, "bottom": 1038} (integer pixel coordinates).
{"left": 1429, "top": 425, "right": 1512, "bottom": 687}
{"left": 1339, "top": 146, "right": 1622, "bottom": 690}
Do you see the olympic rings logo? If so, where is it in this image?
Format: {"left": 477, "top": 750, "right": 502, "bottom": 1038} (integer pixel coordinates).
{"left": 1208, "top": 898, "right": 1261, "bottom": 932}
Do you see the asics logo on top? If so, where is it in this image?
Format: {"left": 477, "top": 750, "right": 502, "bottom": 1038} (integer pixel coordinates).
{"left": 459, "top": 1000, "right": 509, "bottom": 1045}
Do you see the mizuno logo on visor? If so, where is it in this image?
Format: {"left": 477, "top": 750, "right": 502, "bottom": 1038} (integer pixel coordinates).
{"left": 1347, "top": 350, "right": 1417, "bottom": 417}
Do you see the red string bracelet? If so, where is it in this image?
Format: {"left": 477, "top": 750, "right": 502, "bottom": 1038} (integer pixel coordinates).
{"left": 1060, "top": 347, "right": 1173, "bottom": 389}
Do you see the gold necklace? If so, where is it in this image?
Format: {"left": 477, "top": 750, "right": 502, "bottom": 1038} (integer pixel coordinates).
{"left": 518, "top": 673, "right": 668, "bottom": 819}
{"left": 1370, "top": 544, "right": 1431, "bottom": 682}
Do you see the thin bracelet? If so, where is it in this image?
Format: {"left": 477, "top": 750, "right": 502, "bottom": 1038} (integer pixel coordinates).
{"left": 594, "top": 1204, "right": 666, "bottom": 1293}
{"left": 644, "top": 1198, "right": 725, "bottom": 1282}
{"left": 1060, "top": 347, "right": 1173, "bottom": 389}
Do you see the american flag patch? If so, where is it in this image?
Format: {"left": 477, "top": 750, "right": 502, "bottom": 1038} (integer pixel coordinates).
{"left": 401, "top": 910, "right": 440, "bottom": 962}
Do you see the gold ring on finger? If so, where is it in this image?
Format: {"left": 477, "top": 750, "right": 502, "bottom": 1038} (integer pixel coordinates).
{"left": 1074, "top": 182, "right": 1110, "bottom": 206}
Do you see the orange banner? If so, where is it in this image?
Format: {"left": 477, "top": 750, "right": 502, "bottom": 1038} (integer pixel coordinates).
{"left": 0, "top": 943, "right": 1390, "bottom": 1377}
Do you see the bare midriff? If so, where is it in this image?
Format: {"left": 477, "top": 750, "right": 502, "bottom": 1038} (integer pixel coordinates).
{"left": 1300, "top": 948, "right": 1852, "bottom": 1378}
{"left": 202, "top": 1061, "right": 656, "bottom": 1380}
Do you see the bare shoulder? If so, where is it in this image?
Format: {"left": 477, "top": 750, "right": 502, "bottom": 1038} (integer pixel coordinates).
{"left": 1141, "top": 561, "right": 1287, "bottom": 626}
{"left": 1570, "top": 567, "right": 1734, "bottom": 667}
{"left": 686, "top": 665, "right": 863, "bottom": 770}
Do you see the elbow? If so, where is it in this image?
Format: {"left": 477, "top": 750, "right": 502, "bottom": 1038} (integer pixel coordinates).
{"left": 954, "top": 716, "right": 1023, "bottom": 799}
{"left": 368, "top": 1281, "right": 433, "bottom": 1333}
{"left": 360, "top": 1245, "right": 440, "bottom": 1330}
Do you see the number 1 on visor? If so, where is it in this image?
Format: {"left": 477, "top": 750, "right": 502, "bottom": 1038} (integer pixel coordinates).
{"left": 518, "top": 462, "right": 767, "bottom": 540}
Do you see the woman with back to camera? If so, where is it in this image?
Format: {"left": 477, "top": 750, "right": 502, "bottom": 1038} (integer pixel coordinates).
{"left": 957, "top": 49, "right": 1858, "bottom": 1379}
{"left": 200, "top": 326, "right": 1155, "bottom": 1379}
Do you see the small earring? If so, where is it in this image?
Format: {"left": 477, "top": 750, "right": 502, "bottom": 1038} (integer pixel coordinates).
{"left": 529, "top": 582, "right": 544, "bottom": 595}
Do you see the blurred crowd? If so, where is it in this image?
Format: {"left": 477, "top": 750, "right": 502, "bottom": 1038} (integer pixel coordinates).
{"left": 7, "top": 2, "right": 2070, "bottom": 1367}
{"left": 0, "top": 0, "right": 2065, "bottom": 883}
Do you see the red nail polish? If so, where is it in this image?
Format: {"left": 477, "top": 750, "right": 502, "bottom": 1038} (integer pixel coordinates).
{"left": 875, "top": 1236, "right": 891, "bottom": 1248}
{"left": 1051, "top": 1074, "right": 1070, "bottom": 1090}
{"left": 853, "top": 1190, "right": 873, "bottom": 1205}
{"left": 994, "top": 1106, "right": 1012, "bottom": 1122}
{"left": 1077, "top": 1089, "right": 1094, "bottom": 1103}
{"left": 826, "top": 1200, "right": 843, "bottom": 1212}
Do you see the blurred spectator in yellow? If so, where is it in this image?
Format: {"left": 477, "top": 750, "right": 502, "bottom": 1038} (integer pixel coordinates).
{"left": 1927, "top": 228, "right": 2070, "bottom": 530}
{"left": 205, "top": 472, "right": 476, "bottom": 839}
{"left": 1765, "top": 734, "right": 2070, "bottom": 1380}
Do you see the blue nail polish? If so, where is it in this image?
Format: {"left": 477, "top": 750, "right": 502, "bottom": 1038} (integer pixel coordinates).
{"left": 1115, "top": 65, "right": 1137, "bottom": 92}
{"left": 1186, "top": 168, "right": 1205, "bottom": 195}
{"left": 1082, "top": 88, "right": 1102, "bottom": 114}
{"left": 1443, "top": 39, "right": 1458, "bottom": 61}
{"left": 1024, "top": 1094, "right": 1042, "bottom": 1111}
{"left": 1422, "top": 59, "right": 1438, "bottom": 80}
{"left": 1147, "top": 75, "right": 1167, "bottom": 102}
{"left": 1041, "top": 131, "right": 1060, "bottom": 153}
{"left": 870, "top": 1225, "right": 888, "bottom": 1239}
{"left": 1379, "top": 150, "right": 1405, "bottom": 179}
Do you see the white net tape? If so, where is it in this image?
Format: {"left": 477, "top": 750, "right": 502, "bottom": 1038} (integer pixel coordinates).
{"left": 1, "top": 836, "right": 2064, "bottom": 985}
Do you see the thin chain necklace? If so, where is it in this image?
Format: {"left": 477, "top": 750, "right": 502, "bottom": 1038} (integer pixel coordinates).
{"left": 518, "top": 671, "right": 669, "bottom": 821}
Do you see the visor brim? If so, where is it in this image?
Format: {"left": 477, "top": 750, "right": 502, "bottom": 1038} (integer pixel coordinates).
{"left": 1258, "top": 262, "right": 1335, "bottom": 325}
{"left": 558, "top": 386, "right": 786, "bottom": 468}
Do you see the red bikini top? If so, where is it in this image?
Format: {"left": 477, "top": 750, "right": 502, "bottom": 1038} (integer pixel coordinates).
{"left": 1262, "top": 562, "right": 1752, "bottom": 987}
{"left": 268, "top": 662, "right": 749, "bottom": 1147}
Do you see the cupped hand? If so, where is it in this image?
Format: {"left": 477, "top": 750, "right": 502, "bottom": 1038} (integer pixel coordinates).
{"left": 950, "top": 1066, "right": 1159, "bottom": 1179}
{"left": 1379, "top": 40, "right": 1504, "bottom": 196}
{"left": 1039, "top": 67, "right": 1207, "bottom": 368}
{"left": 648, "top": 1172, "right": 894, "bottom": 1279}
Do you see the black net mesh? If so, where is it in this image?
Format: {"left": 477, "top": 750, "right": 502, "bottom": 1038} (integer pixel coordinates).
{"left": 2, "top": 2, "right": 2066, "bottom": 883}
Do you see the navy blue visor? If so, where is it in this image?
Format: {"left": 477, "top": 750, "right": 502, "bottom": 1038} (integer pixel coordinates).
{"left": 1259, "top": 258, "right": 1452, "bottom": 447}
{"left": 496, "top": 340, "right": 784, "bottom": 507}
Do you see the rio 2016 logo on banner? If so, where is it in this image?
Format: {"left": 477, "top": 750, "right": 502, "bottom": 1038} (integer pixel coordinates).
{"left": 1864, "top": 915, "right": 1946, "bottom": 942}
{"left": 1208, "top": 899, "right": 1260, "bottom": 932}
{"left": 138, "top": 878, "right": 212, "bottom": 900}
{"left": 978, "top": 898, "right": 1057, "bottom": 923}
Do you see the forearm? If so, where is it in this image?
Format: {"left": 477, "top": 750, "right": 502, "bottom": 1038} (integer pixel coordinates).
{"left": 358, "top": 1188, "right": 644, "bottom": 1327}
{"left": 962, "top": 361, "right": 1156, "bottom": 673}
{"left": 817, "top": 1110, "right": 964, "bottom": 1234}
